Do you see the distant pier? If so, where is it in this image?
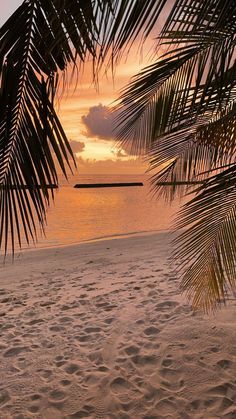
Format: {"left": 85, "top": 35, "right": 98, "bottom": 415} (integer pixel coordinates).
{"left": 74, "top": 182, "right": 143, "bottom": 188}
{"left": 0, "top": 185, "right": 58, "bottom": 190}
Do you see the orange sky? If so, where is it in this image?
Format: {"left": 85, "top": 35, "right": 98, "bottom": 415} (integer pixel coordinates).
{"left": 58, "top": 47, "right": 154, "bottom": 174}
{"left": 2, "top": 2, "right": 157, "bottom": 175}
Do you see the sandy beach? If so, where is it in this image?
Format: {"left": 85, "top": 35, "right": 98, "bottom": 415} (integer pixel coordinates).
{"left": 0, "top": 232, "right": 235, "bottom": 418}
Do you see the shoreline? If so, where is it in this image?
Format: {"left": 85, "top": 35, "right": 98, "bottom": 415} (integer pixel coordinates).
{"left": 4, "top": 228, "right": 172, "bottom": 255}
{"left": 0, "top": 231, "right": 235, "bottom": 418}
{"left": 1, "top": 231, "right": 174, "bottom": 284}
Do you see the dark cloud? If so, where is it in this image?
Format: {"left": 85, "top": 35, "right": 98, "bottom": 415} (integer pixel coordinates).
{"left": 81, "top": 104, "right": 118, "bottom": 140}
{"left": 81, "top": 104, "right": 139, "bottom": 156}
{"left": 69, "top": 140, "right": 85, "bottom": 153}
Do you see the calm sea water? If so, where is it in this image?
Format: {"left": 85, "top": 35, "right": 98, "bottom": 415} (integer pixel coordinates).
{"left": 17, "top": 174, "right": 181, "bottom": 250}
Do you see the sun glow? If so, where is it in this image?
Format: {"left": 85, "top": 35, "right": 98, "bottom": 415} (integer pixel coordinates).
{"left": 57, "top": 48, "right": 153, "bottom": 172}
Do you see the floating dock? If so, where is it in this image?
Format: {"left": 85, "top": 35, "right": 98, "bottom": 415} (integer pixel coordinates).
{"left": 0, "top": 185, "right": 58, "bottom": 190}
{"left": 74, "top": 182, "right": 143, "bottom": 188}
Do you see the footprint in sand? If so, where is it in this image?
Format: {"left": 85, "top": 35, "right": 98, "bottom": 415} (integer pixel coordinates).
{"left": 30, "top": 394, "right": 42, "bottom": 401}
{"left": 97, "top": 365, "right": 109, "bottom": 372}
{"left": 28, "top": 404, "right": 40, "bottom": 413}
{"left": 155, "top": 398, "right": 177, "bottom": 416}
{"left": 131, "top": 354, "right": 158, "bottom": 367}
{"left": 41, "top": 339, "right": 55, "bottom": 349}
{"left": 39, "top": 369, "right": 53, "bottom": 380}
{"left": 124, "top": 345, "right": 140, "bottom": 356}
{"left": 207, "top": 382, "right": 235, "bottom": 398}
{"left": 160, "top": 366, "right": 182, "bottom": 380}
{"left": 40, "top": 300, "right": 55, "bottom": 307}
{"left": 161, "top": 358, "right": 173, "bottom": 367}
{"left": 136, "top": 319, "right": 145, "bottom": 325}
{"left": 60, "top": 304, "right": 71, "bottom": 311}
{"left": 143, "top": 326, "right": 160, "bottom": 336}
{"left": 0, "top": 289, "right": 9, "bottom": 295}
{"left": 155, "top": 301, "right": 179, "bottom": 312}
{"left": 216, "top": 359, "right": 233, "bottom": 369}
{"left": 54, "top": 359, "right": 67, "bottom": 368}
{"left": 49, "top": 389, "right": 67, "bottom": 402}
{"left": 3, "top": 346, "right": 30, "bottom": 357}
{"left": 27, "top": 318, "right": 45, "bottom": 325}
{"left": 75, "top": 334, "right": 91, "bottom": 343}
{"left": 189, "top": 399, "right": 202, "bottom": 411}
{"left": 84, "top": 326, "right": 102, "bottom": 333}
{"left": 110, "top": 377, "right": 133, "bottom": 395}
{"left": 69, "top": 404, "right": 95, "bottom": 418}
{"left": 49, "top": 325, "right": 65, "bottom": 333}
{"left": 64, "top": 363, "right": 80, "bottom": 375}
{"left": 0, "top": 389, "right": 10, "bottom": 406}
{"left": 104, "top": 317, "right": 114, "bottom": 325}
{"left": 60, "top": 379, "right": 71, "bottom": 387}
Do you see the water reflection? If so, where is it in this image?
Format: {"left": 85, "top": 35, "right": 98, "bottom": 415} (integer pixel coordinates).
{"left": 17, "top": 174, "right": 182, "bottom": 250}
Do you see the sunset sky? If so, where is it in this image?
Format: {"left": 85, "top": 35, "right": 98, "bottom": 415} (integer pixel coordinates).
{"left": 2, "top": 2, "right": 157, "bottom": 174}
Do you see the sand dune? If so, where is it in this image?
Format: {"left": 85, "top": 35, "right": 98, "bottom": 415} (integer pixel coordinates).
{"left": 0, "top": 232, "right": 235, "bottom": 418}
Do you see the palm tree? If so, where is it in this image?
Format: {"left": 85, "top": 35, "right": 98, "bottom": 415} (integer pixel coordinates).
{"left": 116, "top": 0, "right": 236, "bottom": 311}
{"left": 1, "top": 1, "right": 235, "bottom": 311}
{"left": 0, "top": 0, "right": 166, "bottom": 254}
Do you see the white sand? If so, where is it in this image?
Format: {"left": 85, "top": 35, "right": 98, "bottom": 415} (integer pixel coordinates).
{"left": 0, "top": 232, "right": 235, "bottom": 418}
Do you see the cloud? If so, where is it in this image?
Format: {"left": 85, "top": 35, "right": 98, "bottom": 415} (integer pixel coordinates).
{"left": 81, "top": 104, "right": 138, "bottom": 157}
{"left": 69, "top": 140, "right": 85, "bottom": 153}
{"left": 81, "top": 104, "right": 118, "bottom": 140}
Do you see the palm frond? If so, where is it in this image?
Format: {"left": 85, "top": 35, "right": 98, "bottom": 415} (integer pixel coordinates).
{"left": 149, "top": 98, "right": 236, "bottom": 201}
{"left": 0, "top": 0, "right": 170, "bottom": 254}
{"left": 115, "top": 0, "right": 235, "bottom": 155}
{"left": 1, "top": 0, "right": 106, "bottom": 253}
{"left": 96, "top": 0, "right": 169, "bottom": 65}
{"left": 161, "top": 0, "right": 235, "bottom": 37}
{"left": 116, "top": 36, "right": 235, "bottom": 154}
{"left": 115, "top": 0, "right": 236, "bottom": 203}
{"left": 115, "top": 0, "right": 236, "bottom": 309}
{"left": 174, "top": 165, "right": 236, "bottom": 312}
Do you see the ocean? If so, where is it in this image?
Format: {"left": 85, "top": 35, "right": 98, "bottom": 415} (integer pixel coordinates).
{"left": 14, "top": 173, "right": 181, "bottom": 251}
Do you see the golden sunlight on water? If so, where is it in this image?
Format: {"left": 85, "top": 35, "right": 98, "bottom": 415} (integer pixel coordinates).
{"left": 13, "top": 174, "right": 182, "bottom": 251}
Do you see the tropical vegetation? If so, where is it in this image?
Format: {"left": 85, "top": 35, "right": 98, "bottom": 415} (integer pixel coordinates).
{"left": 0, "top": 0, "right": 163, "bottom": 253}
{"left": 0, "top": 0, "right": 235, "bottom": 310}
{"left": 116, "top": 0, "right": 236, "bottom": 311}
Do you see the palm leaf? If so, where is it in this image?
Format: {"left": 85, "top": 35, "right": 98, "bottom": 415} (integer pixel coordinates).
{"left": 175, "top": 165, "right": 236, "bottom": 311}
{"left": 115, "top": 0, "right": 236, "bottom": 309}
{"left": 0, "top": 0, "right": 170, "bottom": 254}
{"left": 116, "top": 38, "right": 235, "bottom": 154}
{"left": 115, "top": 0, "right": 235, "bottom": 155}
{"left": 149, "top": 97, "right": 236, "bottom": 201}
